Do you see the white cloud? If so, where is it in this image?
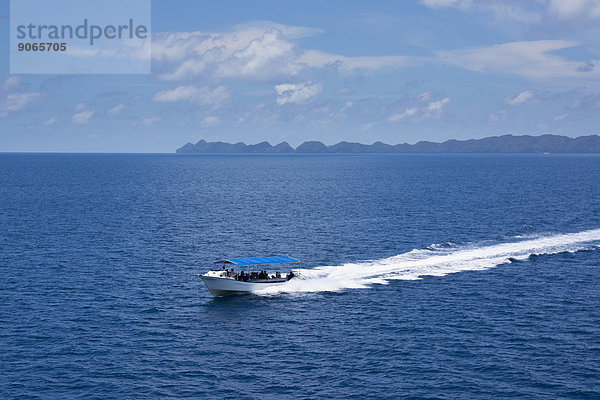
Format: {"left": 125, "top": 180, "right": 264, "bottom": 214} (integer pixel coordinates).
{"left": 145, "top": 12, "right": 600, "bottom": 87}
{"left": 0, "top": 92, "right": 42, "bottom": 113}
{"left": 59, "top": 37, "right": 151, "bottom": 64}
{"left": 275, "top": 82, "right": 322, "bottom": 105}
{"left": 154, "top": 27, "right": 304, "bottom": 81}
{"left": 389, "top": 108, "right": 419, "bottom": 121}
{"left": 72, "top": 110, "right": 94, "bottom": 125}
{"left": 1, "top": 77, "right": 19, "bottom": 90}
{"left": 152, "top": 22, "right": 415, "bottom": 81}
{"left": 487, "top": 3, "right": 542, "bottom": 22}
{"left": 107, "top": 104, "right": 125, "bottom": 116}
{"left": 421, "top": 0, "right": 471, "bottom": 9}
{"left": 554, "top": 113, "right": 568, "bottom": 121}
{"left": 74, "top": 102, "right": 87, "bottom": 111}
{"left": 549, "top": 0, "right": 600, "bottom": 19}
{"left": 202, "top": 116, "right": 221, "bottom": 126}
{"left": 436, "top": 40, "right": 600, "bottom": 79}
{"left": 359, "top": 122, "right": 376, "bottom": 131}
{"left": 43, "top": 117, "right": 58, "bottom": 126}
{"left": 334, "top": 87, "right": 353, "bottom": 95}
{"left": 329, "top": 101, "right": 353, "bottom": 119}
{"left": 152, "top": 21, "right": 321, "bottom": 63}
{"left": 389, "top": 97, "right": 450, "bottom": 122}
{"left": 489, "top": 110, "right": 507, "bottom": 121}
{"left": 133, "top": 117, "right": 161, "bottom": 127}
{"left": 420, "top": 0, "right": 541, "bottom": 22}
{"left": 298, "top": 50, "right": 411, "bottom": 75}
{"left": 156, "top": 29, "right": 306, "bottom": 81}
{"left": 153, "top": 85, "right": 199, "bottom": 102}
{"left": 426, "top": 97, "right": 450, "bottom": 114}
{"left": 217, "top": 30, "right": 303, "bottom": 80}
{"left": 571, "top": 95, "right": 600, "bottom": 110}
{"left": 232, "top": 21, "right": 325, "bottom": 40}
{"left": 505, "top": 90, "right": 536, "bottom": 105}
{"left": 152, "top": 19, "right": 598, "bottom": 87}
{"left": 417, "top": 91, "right": 434, "bottom": 102}
{"left": 422, "top": 0, "right": 600, "bottom": 22}
{"left": 152, "top": 85, "right": 231, "bottom": 106}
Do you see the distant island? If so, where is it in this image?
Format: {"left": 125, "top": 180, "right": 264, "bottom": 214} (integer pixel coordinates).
{"left": 176, "top": 134, "right": 600, "bottom": 154}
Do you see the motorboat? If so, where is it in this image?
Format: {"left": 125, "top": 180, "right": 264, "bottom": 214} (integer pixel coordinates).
{"left": 198, "top": 256, "right": 299, "bottom": 296}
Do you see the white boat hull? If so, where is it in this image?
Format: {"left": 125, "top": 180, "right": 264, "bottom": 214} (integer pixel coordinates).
{"left": 200, "top": 275, "right": 288, "bottom": 296}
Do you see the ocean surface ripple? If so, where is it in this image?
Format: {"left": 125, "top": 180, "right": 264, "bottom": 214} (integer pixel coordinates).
{"left": 1, "top": 153, "right": 599, "bottom": 399}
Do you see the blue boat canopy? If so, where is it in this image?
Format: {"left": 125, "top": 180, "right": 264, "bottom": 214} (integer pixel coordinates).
{"left": 215, "top": 256, "right": 300, "bottom": 266}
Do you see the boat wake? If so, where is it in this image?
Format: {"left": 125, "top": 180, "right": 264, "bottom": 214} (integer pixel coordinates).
{"left": 254, "top": 229, "right": 600, "bottom": 296}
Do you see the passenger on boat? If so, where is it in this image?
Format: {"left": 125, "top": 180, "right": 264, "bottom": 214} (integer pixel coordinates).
{"left": 286, "top": 271, "right": 295, "bottom": 280}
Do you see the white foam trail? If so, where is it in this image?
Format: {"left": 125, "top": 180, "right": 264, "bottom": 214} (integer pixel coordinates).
{"left": 254, "top": 229, "right": 600, "bottom": 296}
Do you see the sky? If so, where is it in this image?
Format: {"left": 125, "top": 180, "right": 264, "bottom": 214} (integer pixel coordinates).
{"left": 1, "top": 0, "right": 600, "bottom": 152}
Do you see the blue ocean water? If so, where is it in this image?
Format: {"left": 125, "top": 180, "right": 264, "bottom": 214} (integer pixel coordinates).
{"left": 1, "top": 153, "right": 599, "bottom": 399}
